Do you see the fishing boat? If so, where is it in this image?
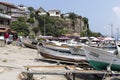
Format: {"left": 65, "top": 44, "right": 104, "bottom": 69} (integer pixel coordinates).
{"left": 68, "top": 44, "right": 85, "bottom": 56}
{"left": 116, "top": 42, "right": 120, "bottom": 56}
{"left": 43, "top": 41, "right": 70, "bottom": 53}
{"left": 83, "top": 45, "right": 120, "bottom": 71}
{"left": 22, "top": 38, "right": 38, "bottom": 49}
{"left": 37, "top": 46, "right": 86, "bottom": 63}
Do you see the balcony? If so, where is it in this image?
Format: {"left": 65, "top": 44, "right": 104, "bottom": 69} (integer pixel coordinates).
{"left": 0, "top": 13, "right": 11, "bottom": 19}
{"left": 0, "top": 24, "right": 9, "bottom": 28}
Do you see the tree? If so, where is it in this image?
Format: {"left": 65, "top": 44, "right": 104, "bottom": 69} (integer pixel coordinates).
{"left": 68, "top": 12, "right": 77, "bottom": 20}
{"left": 28, "top": 7, "right": 35, "bottom": 13}
{"left": 36, "top": 15, "right": 65, "bottom": 36}
{"left": 80, "top": 31, "right": 86, "bottom": 37}
{"left": 10, "top": 17, "right": 30, "bottom": 36}
{"left": 30, "top": 13, "right": 35, "bottom": 18}
{"left": 27, "top": 18, "right": 34, "bottom": 23}
{"left": 83, "top": 17, "right": 88, "bottom": 24}
{"left": 32, "top": 27, "right": 39, "bottom": 36}
{"left": 92, "top": 32, "right": 102, "bottom": 37}
{"left": 18, "top": 17, "right": 26, "bottom": 22}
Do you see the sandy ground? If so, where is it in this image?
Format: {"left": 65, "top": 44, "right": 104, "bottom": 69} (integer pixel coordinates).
{"left": 0, "top": 44, "right": 67, "bottom": 80}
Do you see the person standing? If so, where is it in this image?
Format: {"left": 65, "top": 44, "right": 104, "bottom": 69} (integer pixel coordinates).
{"left": 13, "top": 33, "right": 18, "bottom": 46}
{"left": 4, "top": 32, "right": 9, "bottom": 44}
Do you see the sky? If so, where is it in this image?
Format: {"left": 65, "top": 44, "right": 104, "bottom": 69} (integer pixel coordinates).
{"left": 1, "top": 0, "right": 120, "bottom": 38}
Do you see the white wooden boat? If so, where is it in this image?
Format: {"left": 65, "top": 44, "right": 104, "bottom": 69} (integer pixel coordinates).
{"left": 68, "top": 44, "right": 85, "bottom": 56}
{"left": 37, "top": 46, "right": 86, "bottom": 63}
{"left": 43, "top": 42, "right": 70, "bottom": 53}
{"left": 116, "top": 42, "right": 120, "bottom": 57}
{"left": 83, "top": 45, "right": 120, "bottom": 71}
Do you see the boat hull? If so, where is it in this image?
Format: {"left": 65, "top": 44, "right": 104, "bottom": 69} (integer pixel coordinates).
{"left": 83, "top": 45, "right": 120, "bottom": 71}
{"left": 22, "top": 38, "right": 37, "bottom": 49}
{"left": 43, "top": 44, "right": 70, "bottom": 53}
{"left": 23, "top": 42, "right": 37, "bottom": 49}
{"left": 37, "top": 46, "right": 86, "bottom": 63}
{"left": 69, "top": 46, "right": 85, "bottom": 56}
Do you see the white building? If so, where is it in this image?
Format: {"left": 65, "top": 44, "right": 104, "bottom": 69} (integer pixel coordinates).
{"left": 48, "top": 10, "right": 61, "bottom": 17}
{"left": 36, "top": 7, "right": 47, "bottom": 16}
{"left": 10, "top": 4, "right": 30, "bottom": 21}
{"left": 62, "top": 13, "right": 70, "bottom": 18}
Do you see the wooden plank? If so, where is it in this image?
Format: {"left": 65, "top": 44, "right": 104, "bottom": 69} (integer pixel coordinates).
{"left": 65, "top": 66, "right": 75, "bottom": 70}
{"left": 35, "top": 58, "right": 90, "bottom": 70}
{"left": 35, "top": 58, "right": 76, "bottom": 63}
{"left": 73, "top": 70, "right": 106, "bottom": 74}
{"left": 24, "top": 65, "right": 75, "bottom": 69}
{"left": 22, "top": 70, "right": 68, "bottom": 75}
{"left": 22, "top": 69, "right": 120, "bottom": 75}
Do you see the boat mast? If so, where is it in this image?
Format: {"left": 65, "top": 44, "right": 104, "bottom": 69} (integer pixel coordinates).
{"left": 111, "top": 24, "right": 113, "bottom": 38}
{"left": 117, "top": 28, "right": 119, "bottom": 40}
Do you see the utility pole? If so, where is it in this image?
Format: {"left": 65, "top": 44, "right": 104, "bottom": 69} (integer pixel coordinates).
{"left": 44, "top": 16, "right": 46, "bottom": 36}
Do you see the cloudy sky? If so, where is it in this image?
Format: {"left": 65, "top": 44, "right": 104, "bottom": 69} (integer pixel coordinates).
{"left": 2, "top": 0, "right": 120, "bottom": 38}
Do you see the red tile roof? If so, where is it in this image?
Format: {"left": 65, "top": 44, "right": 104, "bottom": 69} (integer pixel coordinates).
{"left": 0, "top": 2, "right": 17, "bottom": 8}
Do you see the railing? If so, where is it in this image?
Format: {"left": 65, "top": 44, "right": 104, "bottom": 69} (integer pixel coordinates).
{"left": 0, "top": 24, "right": 9, "bottom": 28}
{"left": 0, "top": 13, "right": 11, "bottom": 19}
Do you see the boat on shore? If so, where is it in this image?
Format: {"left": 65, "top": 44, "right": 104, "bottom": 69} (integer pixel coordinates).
{"left": 37, "top": 46, "right": 86, "bottom": 63}
{"left": 22, "top": 38, "right": 38, "bottom": 49}
{"left": 83, "top": 45, "right": 120, "bottom": 71}
{"left": 43, "top": 41, "right": 70, "bottom": 53}
{"left": 69, "top": 46, "right": 84, "bottom": 55}
{"left": 68, "top": 43, "right": 85, "bottom": 56}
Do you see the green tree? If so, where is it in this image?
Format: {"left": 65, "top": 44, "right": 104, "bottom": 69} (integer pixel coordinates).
{"left": 10, "top": 17, "right": 30, "bottom": 36}
{"left": 18, "top": 17, "right": 26, "bottom": 22}
{"left": 30, "top": 13, "right": 35, "bottom": 18}
{"left": 28, "top": 7, "right": 35, "bottom": 13}
{"left": 92, "top": 32, "right": 102, "bottom": 37}
{"left": 83, "top": 17, "right": 88, "bottom": 24}
{"left": 80, "top": 31, "right": 86, "bottom": 37}
{"left": 27, "top": 18, "right": 34, "bottom": 23}
{"left": 36, "top": 15, "right": 65, "bottom": 37}
{"left": 68, "top": 12, "right": 77, "bottom": 20}
{"left": 32, "top": 27, "right": 39, "bottom": 36}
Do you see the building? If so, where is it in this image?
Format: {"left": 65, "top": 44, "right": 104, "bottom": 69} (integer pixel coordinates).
{"left": 62, "top": 13, "right": 70, "bottom": 18}
{"left": 10, "top": 4, "right": 30, "bottom": 21}
{"left": 0, "top": 2, "right": 17, "bottom": 35}
{"left": 36, "top": 7, "right": 47, "bottom": 16}
{"left": 48, "top": 10, "right": 61, "bottom": 17}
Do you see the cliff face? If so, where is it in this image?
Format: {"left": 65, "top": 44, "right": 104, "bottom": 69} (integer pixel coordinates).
{"left": 30, "top": 14, "right": 89, "bottom": 37}
{"left": 53, "top": 17, "right": 88, "bottom": 36}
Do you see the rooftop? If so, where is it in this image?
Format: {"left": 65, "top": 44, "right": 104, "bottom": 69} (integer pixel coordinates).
{"left": 0, "top": 1, "right": 17, "bottom": 8}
